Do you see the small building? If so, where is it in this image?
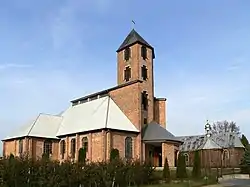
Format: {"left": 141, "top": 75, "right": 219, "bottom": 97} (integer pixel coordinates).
{"left": 1, "top": 29, "right": 182, "bottom": 167}
{"left": 178, "top": 132, "right": 245, "bottom": 168}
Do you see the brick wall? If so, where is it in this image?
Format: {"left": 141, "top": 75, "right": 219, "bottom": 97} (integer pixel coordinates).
{"left": 2, "top": 140, "right": 15, "bottom": 156}
{"left": 110, "top": 83, "right": 141, "bottom": 130}
{"left": 91, "top": 131, "right": 104, "bottom": 162}
{"left": 31, "top": 138, "right": 59, "bottom": 160}
{"left": 109, "top": 84, "right": 143, "bottom": 161}
{"left": 154, "top": 98, "right": 166, "bottom": 128}
{"left": 117, "top": 44, "right": 153, "bottom": 85}
{"left": 116, "top": 44, "right": 155, "bottom": 123}
{"left": 112, "top": 131, "right": 138, "bottom": 159}
{"left": 162, "top": 143, "right": 175, "bottom": 167}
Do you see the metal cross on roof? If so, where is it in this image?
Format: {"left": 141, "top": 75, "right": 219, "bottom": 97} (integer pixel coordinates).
{"left": 132, "top": 20, "right": 135, "bottom": 29}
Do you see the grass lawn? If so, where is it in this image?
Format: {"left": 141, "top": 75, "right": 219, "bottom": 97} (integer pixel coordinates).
{"left": 143, "top": 178, "right": 218, "bottom": 187}
{"left": 143, "top": 184, "right": 221, "bottom": 187}
{"left": 143, "top": 183, "right": 199, "bottom": 187}
{"left": 143, "top": 184, "right": 190, "bottom": 187}
{"left": 143, "top": 181, "right": 218, "bottom": 187}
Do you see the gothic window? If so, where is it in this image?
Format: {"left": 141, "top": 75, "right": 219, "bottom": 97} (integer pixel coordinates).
{"left": 71, "top": 138, "right": 76, "bottom": 159}
{"left": 43, "top": 140, "right": 52, "bottom": 155}
{"left": 141, "top": 91, "right": 148, "bottom": 110}
{"left": 60, "top": 140, "right": 66, "bottom": 159}
{"left": 141, "top": 65, "right": 148, "bottom": 80}
{"left": 125, "top": 137, "right": 133, "bottom": 159}
{"left": 82, "top": 137, "right": 88, "bottom": 152}
{"left": 19, "top": 139, "right": 23, "bottom": 154}
{"left": 124, "top": 66, "right": 131, "bottom": 81}
{"left": 141, "top": 46, "right": 147, "bottom": 60}
{"left": 124, "top": 47, "right": 131, "bottom": 61}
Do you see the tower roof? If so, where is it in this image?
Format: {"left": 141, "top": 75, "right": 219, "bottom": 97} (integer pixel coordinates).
{"left": 117, "top": 29, "right": 155, "bottom": 58}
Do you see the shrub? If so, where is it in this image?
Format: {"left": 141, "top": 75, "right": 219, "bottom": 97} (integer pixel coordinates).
{"left": 78, "top": 147, "right": 86, "bottom": 164}
{"left": 176, "top": 153, "right": 187, "bottom": 179}
{"left": 241, "top": 134, "right": 249, "bottom": 147}
{"left": 192, "top": 150, "right": 201, "bottom": 178}
{"left": 240, "top": 144, "right": 250, "bottom": 174}
{"left": 42, "top": 152, "right": 50, "bottom": 160}
{"left": 162, "top": 157, "right": 171, "bottom": 183}
{"left": 0, "top": 156, "right": 156, "bottom": 187}
{"left": 110, "top": 148, "right": 120, "bottom": 161}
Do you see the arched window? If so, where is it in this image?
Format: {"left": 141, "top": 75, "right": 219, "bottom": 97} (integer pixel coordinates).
{"left": 82, "top": 137, "right": 88, "bottom": 152}
{"left": 60, "top": 140, "right": 66, "bottom": 159}
{"left": 222, "top": 149, "right": 230, "bottom": 160}
{"left": 183, "top": 153, "right": 189, "bottom": 166}
{"left": 19, "top": 139, "right": 23, "bottom": 154}
{"left": 124, "top": 66, "right": 131, "bottom": 82}
{"left": 43, "top": 140, "right": 52, "bottom": 155}
{"left": 125, "top": 137, "right": 133, "bottom": 159}
{"left": 71, "top": 138, "right": 76, "bottom": 159}
{"left": 141, "top": 46, "right": 147, "bottom": 60}
{"left": 124, "top": 47, "right": 131, "bottom": 61}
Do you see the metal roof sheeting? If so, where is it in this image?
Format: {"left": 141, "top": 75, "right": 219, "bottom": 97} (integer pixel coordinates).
{"left": 3, "top": 96, "right": 139, "bottom": 140}
{"left": 178, "top": 132, "right": 244, "bottom": 152}
{"left": 57, "top": 96, "right": 139, "bottom": 136}
{"left": 3, "top": 114, "right": 62, "bottom": 140}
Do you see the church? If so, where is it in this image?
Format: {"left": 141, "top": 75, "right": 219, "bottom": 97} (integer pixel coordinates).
{"left": 1, "top": 29, "right": 182, "bottom": 167}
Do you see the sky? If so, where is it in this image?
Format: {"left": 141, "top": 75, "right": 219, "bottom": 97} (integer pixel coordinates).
{"left": 0, "top": 0, "right": 250, "bottom": 155}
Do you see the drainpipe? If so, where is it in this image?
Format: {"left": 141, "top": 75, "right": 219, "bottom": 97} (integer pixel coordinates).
{"left": 104, "top": 130, "right": 111, "bottom": 161}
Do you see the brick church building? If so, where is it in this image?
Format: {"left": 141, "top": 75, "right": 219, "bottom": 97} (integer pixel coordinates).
{"left": 2, "top": 29, "right": 182, "bottom": 167}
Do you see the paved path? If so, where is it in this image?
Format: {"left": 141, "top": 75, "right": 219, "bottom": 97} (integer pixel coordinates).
{"left": 220, "top": 179, "right": 250, "bottom": 186}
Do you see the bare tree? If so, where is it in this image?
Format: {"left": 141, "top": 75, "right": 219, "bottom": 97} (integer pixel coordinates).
{"left": 212, "top": 120, "right": 240, "bottom": 135}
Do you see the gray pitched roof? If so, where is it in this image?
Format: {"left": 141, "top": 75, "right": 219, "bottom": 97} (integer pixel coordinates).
{"left": 198, "top": 138, "right": 222, "bottom": 150}
{"left": 116, "top": 29, "right": 155, "bottom": 58}
{"left": 178, "top": 132, "right": 244, "bottom": 152}
{"left": 143, "top": 121, "right": 182, "bottom": 143}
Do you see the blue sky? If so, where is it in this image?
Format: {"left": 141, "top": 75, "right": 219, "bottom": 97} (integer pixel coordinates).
{"left": 1, "top": 0, "right": 250, "bottom": 154}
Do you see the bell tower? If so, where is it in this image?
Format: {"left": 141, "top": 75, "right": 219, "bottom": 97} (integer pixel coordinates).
{"left": 116, "top": 29, "right": 155, "bottom": 123}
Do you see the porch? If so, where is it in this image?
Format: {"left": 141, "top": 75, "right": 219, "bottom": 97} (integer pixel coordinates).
{"left": 142, "top": 122, "right": 183, "bottom": 167}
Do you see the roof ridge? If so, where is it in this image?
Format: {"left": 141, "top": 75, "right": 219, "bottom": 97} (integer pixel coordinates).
{"left": 89, "top": 96, "right": 109, "bottom": 116}
{"left": 39, "top": 113, "right": 62, "bottom": 118}
{"left": 27, "top": 114, "right": 41, "bottom": 137}
{"left": 104, "top": 96, "right": 111, "bottom": 128}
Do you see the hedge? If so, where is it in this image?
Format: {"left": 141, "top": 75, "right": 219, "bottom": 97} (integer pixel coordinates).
{"left": 0, "top": 155, "right": 155, "bottom": 187}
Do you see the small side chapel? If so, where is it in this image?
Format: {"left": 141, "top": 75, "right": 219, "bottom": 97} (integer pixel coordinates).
{"left": 2, "top": 29, "right": 182, "bottom": 167}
